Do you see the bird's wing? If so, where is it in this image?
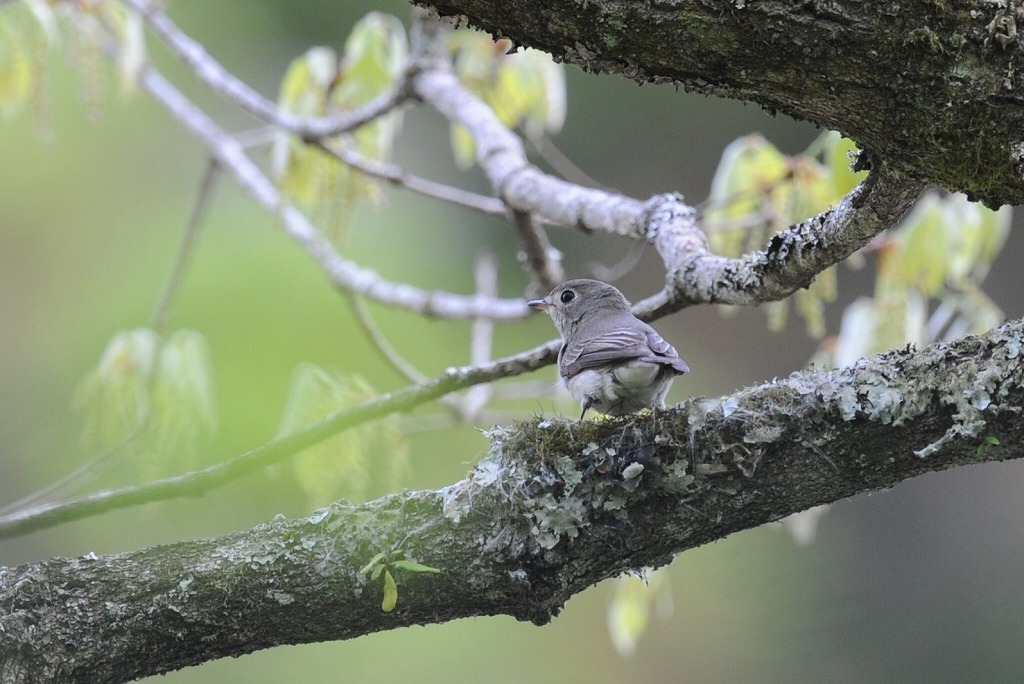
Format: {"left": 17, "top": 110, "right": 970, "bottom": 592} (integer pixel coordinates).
{"left": 560, "top": 322, "right": 688, "bottom": 378}
{"left": 644, "top": 327, "right": 689, "bottom": 374}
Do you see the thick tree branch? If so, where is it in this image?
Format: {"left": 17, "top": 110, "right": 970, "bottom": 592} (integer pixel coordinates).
{"left": 418, "top": 0, "right": 1024, "bottom": 207}
{"left": 4, "top": 317, "right": 1023, "bottom": 682}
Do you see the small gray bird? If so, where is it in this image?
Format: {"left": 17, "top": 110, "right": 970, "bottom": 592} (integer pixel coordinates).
{"left": 528, "top": 279, "right": 689, "bottom": 418}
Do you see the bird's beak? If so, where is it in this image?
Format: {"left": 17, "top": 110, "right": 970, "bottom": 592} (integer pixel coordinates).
{"left": 527, "top": 298, "right": 549, "bottom": 312}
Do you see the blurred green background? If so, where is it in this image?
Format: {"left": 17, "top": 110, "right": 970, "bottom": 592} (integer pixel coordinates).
{"left": 2, "top": 1, "right": 1023, "bottom": 682}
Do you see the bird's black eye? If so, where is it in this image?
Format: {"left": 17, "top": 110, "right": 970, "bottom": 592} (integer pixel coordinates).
{"left": 560, "top": 289, "right": 576, "bottom": 304}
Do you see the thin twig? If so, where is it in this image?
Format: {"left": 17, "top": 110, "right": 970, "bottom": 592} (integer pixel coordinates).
{"left": 588, "top": 241, "right": 646, "bottom": 283}
{"left": 0, "top": 436, "right": 138, "bottom": 515}
{"left": 458, "top": 253, "right": 498, "bottom": 420}
{"left": 134, "top": 60, "right": 528, "bottom": 320}
{"left": 151, "top": 159, "right": 219, "bottom": 334}
{"left": 0, "top": 338, "right": 561, "bottom": 539}
{"left": 314, "top": 139, "right": 507, "bottom": 216}
{"left": 121, "top": 0, "right": 413, "bottom": 139}
{"left": 346, "top": 293, "right": 428, "bottom": 384}
{"left": 525, "top": 130, "right": 613, "bottom": 192}
{"left": 511, "top": 209, "right": 563, "bottom": 292}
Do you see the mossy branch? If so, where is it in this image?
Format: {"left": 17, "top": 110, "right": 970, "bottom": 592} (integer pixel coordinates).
{"left": 3, "top": 318, "right": 1023, "bottom": 683}
{"left": 417, "top": 0, "right": 1024, "bottom": 207}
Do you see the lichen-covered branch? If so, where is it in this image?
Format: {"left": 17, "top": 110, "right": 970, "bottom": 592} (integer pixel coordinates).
{"left": 4, "top": 317, "right": 1023, "bottom": 682}
{"left": 634, "top": 163, "right": 925, "bottom": 316}
{"left": 417, "top": 0, "right": 1024, "bottom": 207}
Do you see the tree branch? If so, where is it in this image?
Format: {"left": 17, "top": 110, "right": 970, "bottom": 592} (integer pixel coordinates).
{"left": 409, "top": 15, "right": 925, "bottom": 315}
{"left": 123, "top": 0, "right": 413, "bottom": 139}
{"left": 150, "top": 158, "right": 219, "bottom": 334}
{"left": 313, "top": 139, "right": 508, "bottom": 216}
{"left": 417, "top": 0, "right": 1024, "bottom": 207}
{"left": 635, "top": 162, "right": 925, "bottom": 316}
{"left": 4, "top": 316, "right": 1023, "bottom": 682}
{"left": 510, "top": 208, "right": 563, "bottom": 292}
{"left": 121, "top": 3, "right": 926, "bottom": 320}
{"left": 133, "top": 59, "right": 528, "bottom": 320}
{"left": 0, "top": 339, "right": 560, "bottom": 539}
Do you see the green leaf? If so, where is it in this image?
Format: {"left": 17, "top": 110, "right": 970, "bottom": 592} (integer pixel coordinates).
{"left": 279, "top": 47, "right": 339, "bottom": 114}
{"left": 270, "top": 46, "right": 351, "bottom": 238}
{"left": 704, "top": 134, "right": 789, "bottom": 255}
{"left": 381, "top": 569, "right": 398, "bottom": 612}
{"left": 280, "top": 365, "right": 370, "bottom": 503}
{"left": 0, "top": 13, "right": 33, "bottom": 119}
{"left": 271, "top": 46, "right": 339, "bottom": 199}
{"left": 822, "top": 132, "right": 868, "bottom": 200}
{"left": 271, "top": 14, "right": 409, "bottom": 243}
{"left": 147, "top": 329, "right": 216, "bottom": 468}
{"left": 359, "top": 552, "right": 387, "bottom": 575}
{"left": 154, "top": 330, "right": 216, "bottom": 423}
{"left": 336, "top": 12, "right": 407, "bottom": 110}
{"left": 391, "top": 560, "right": 441, "bottom": 574}
{"left": 334, "top": 12, "right": 407, "bottom": 166}
{"left": 75, "top": 328, "right": 161, "bottom": 450}
{"left": 606, "top": 570, "right": 670, "bottom": 657}
{"left": 490, "top": 48, "right": 564, "bottom": 137}
{"left": 98, "top": 1, "right": 146, "bottom": 94}
{"left": 370, "top": 563, "right": 385, "bottom": 581}
{"left": 75, "top": 328, "right": 216, "bottom": 473}
{"left": 449, "top": 32, "right": 565, "bottom": 166}
{"left": 895, "top": 193, "right": 947, "bottom": 295}
{"left": 279, "top": 365, "right": 409, "bottom": 505}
